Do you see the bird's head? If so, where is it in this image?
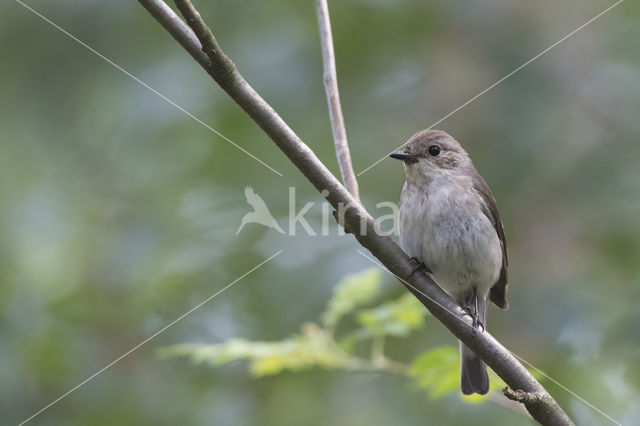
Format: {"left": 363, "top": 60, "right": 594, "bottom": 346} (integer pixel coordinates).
{"left": 390, "top": 129, "right": 471, "bottom": 182}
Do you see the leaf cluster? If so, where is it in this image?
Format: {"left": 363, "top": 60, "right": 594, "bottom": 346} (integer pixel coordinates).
{"left": 160, "top": 268, "right": 529, "bottom": 401}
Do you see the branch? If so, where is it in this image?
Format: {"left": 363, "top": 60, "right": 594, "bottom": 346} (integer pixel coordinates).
{"left": 138, "top": 0, "right": 209, "bottom": 68}
{"left": 314, "top": 0, "right": 360, "bottom": 201}
{"left": 138, "top": 1, "right": 574, "bottom": 424}
{"left": 504, "top": 387, "right": 565, "bottom": 422}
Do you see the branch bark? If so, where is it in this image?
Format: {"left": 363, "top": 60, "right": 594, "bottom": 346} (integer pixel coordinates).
{"left": 138, "top": 1, "right": 575, "bottom": 424}
{"left": 314, "top": 0, "right": 360, "bottom": 201}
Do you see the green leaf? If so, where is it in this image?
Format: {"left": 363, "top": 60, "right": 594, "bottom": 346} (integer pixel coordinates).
{"left": 409, "top": 346, "right": 460, "bottom": 399}
{"left": 409, "top": 346, "right": 542, "bottom": 402}
{"left": 158, "top": 325, "right": 347, "bottom": 377}
{"left": 321, "top": 268, "right": 383, "bottom": 330}
{"left": 356, "top": 293, "right": 428, "bottom": 338}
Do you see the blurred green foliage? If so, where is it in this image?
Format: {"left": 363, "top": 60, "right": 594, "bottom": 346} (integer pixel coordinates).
{"left": 409, "top": 346, "right": 461, "bottom": 399}
{"left": 322, "top": 269, "right": 383, "bottom": 331}
{"left": 357, "top": 292, "right": 426, "bottom": 338}
{"left": 2, "top": 0, "right": 639, "bottom": 425}
{"left": 159, "top": 332, "right": 344, "bottom": 377}
{"left": 160, "top": 268, "right": 515, "bottom": 405}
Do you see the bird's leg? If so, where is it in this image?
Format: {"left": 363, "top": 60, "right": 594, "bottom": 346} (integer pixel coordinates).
{"left": 473, "top": 288, "right": 480, "bottom": 329}
{"left": 461, "top": 305, "right": 475, "bottom": 326}
{"left": 472, "top": 287, "right": 485, "bottom": 332}
{"left": 461, "top": 287, "right": 484, "bottom": 332}
{"left": 407, "top": 257, "right": 430, "bottom": 278}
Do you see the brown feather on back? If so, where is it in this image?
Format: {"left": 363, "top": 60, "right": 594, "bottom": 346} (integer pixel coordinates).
{"left": 472, "top": 170, "right": 509, "bottom": 310}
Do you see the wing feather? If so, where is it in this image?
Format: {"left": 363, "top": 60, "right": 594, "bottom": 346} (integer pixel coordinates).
{"left": 472, "top": 171, "right": 509, "bottom": 310}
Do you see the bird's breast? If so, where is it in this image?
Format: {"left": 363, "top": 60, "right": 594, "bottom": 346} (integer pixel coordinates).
{"left": 399, "top": 180, "right": 502, "bottom": 297}
{"left": 398, "top": 183, "right": 427, "bottom": 260}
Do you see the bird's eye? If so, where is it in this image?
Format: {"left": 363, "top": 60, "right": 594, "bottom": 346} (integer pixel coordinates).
{"left": 428, "top": 145, "right": 440, "bottom": 156}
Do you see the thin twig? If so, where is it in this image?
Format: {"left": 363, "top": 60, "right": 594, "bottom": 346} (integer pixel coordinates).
{"left": 314, "top": 0, "right": 360, "bottom": 201}
{"left": 138, "top": 0, "right": 209, "bottom": 68}
{"left": 488, "top": 392, "right": 531, "bottom": 417}
{"left": 139, "top": 1, "right": 575, "bottom": 424}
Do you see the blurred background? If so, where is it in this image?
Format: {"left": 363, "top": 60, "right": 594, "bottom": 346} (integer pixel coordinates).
{"left": 1, "top": 0, "right": 639, "bottom": 424}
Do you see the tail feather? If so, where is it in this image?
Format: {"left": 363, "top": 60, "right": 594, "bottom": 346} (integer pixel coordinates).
{"left": 460, "top": 342, "right": 489, "bottom": 395}
{"left": 459, "top": 292, "right": 489, "bottom": 395}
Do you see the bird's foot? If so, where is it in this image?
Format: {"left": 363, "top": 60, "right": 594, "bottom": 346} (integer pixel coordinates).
{"left": 461, "top": 306, "right": 485, "bottom": 333}
{"left": 407, "top": 257, "right": 430, "bottom": 278}
{"left": 473, "top": 316, "right": 485, "bottom": 333}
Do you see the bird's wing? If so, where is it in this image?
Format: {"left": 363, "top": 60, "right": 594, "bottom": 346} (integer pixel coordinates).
{"left": 244, "top": 186, "right": 255, "bottom": 201}
{"left": 245, "top": 186, "right": 267, "bottom": 211}
{"left": 473, "top": 171, "right": 509, "bottom": 310}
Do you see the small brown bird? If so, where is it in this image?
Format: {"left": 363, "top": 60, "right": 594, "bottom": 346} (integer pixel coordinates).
{"left": 391, "top": 129, "right": 508, "bottom": 395}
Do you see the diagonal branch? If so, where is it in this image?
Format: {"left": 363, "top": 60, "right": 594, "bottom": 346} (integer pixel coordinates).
{"left": 314, "top": 0, "right": 360, "bottom": 201}
{"left": 138, "top": 0, "right": 209, "bottom": 68}
{"left": 138, "top": 1, "right": 574, "bottom": 424}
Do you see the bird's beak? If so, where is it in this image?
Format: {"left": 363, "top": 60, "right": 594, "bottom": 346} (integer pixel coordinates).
{"left": 390, "top": 150, "right": 419, "bottom": 163}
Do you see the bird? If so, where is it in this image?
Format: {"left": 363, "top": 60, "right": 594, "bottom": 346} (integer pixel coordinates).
{"left": 236, "top": 186, "right": 285, "bottom": 235}
{"left": 390, "top": 129, "right": 508, "bottom": 395}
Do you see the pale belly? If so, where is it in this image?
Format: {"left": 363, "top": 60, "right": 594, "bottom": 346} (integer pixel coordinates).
{"left": 398, "top": 184, "right": 427, "bottom": 260}
{"left": 398, "top": 182, "right": 502, "bottom": 299}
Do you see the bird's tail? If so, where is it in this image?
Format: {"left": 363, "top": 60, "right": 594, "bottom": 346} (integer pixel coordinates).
{"left": 459, "top": 341, "right": 489, "bottom": 395}
{"left": 459, "top": 294, "right": 489, "bottom": 395}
